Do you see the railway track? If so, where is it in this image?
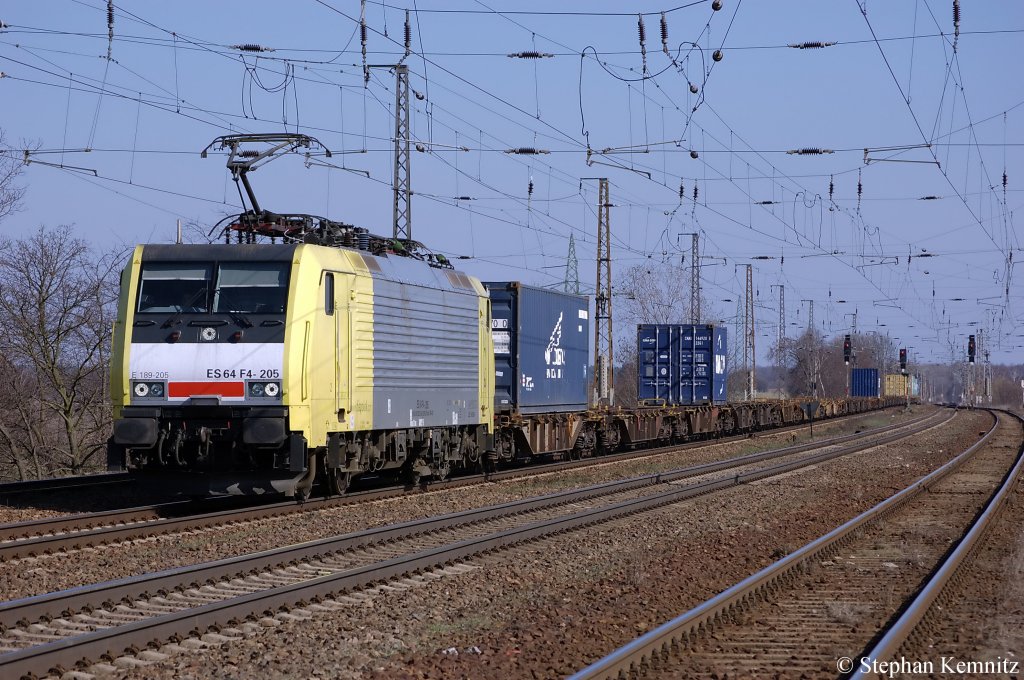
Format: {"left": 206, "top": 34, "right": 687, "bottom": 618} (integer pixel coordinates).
{"left": 0, "top": 407, "right": 933, "bottom": 562}
{"left": 570, "top": 408, "right": 1023, "bottom": 680}
{"left": 0, "top": 408, "right": 955, "bottom": 677}
{"left": 0, "top": 473, "right": 130, "bottom": 502}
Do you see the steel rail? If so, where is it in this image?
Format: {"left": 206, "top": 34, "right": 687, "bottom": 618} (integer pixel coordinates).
{"left": 0, "top": 473, "right": 130, "bottom": 498}
{"left": 0, "top": 403, "right": 898, "bottom": 505}
{"left": 0, "top": 408, "right": 942, "bottom": 561}
{"left": 0, "top": 407, "right": 951, "bottom": 679}
{"left": 0, "top": 409, "right": 952, "bottom": 630}
{"left": 567, "top": 409, "right": 1002, "bottom": 680}
{"left": 851, "top": 409, "right": 1024, "bottom": 679}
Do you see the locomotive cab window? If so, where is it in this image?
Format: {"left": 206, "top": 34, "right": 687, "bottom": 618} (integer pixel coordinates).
{"left": 137, "top": 263, "right": 211, "bottom": 313}
{"left": 214, "top": 262, "right": 290, "bottom": 314}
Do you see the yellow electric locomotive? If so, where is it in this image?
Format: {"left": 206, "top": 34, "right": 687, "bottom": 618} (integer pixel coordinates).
{"left": 108, "top": 240, "right": 494, "bottom": 498}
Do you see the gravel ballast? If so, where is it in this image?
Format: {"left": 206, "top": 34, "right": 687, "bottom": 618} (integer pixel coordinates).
{"left": 103, "top": 408, "right": 997, "bottom": 679}
{"left": 0, "top": 407, "right": 926, "bottom": 601}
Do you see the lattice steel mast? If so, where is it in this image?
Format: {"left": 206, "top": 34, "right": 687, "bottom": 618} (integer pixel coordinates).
{"left": 392, "top": 63, "right": 412, "bottom": 242}
{"left": 564, "top": 233, "right": 580, "bottom": 294}
{"left": 690, "top": 233, "right": 700, "bottom": 323}
{"left": 742, "top": 264, "right": 755, "bottom": 400}
{"left": 592, "top": 178, "right": 613, "bottom": 406}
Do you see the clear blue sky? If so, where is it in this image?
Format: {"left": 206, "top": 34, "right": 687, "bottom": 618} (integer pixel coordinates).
{"left": 2, "top": 1, "right": 1022, "bottom": 365}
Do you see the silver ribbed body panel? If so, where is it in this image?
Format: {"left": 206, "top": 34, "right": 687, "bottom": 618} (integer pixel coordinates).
{"left": 366, "top": 256, "right": 482, "bottom": 430}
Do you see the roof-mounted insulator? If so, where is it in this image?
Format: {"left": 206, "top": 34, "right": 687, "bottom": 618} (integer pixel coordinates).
{"left": 239, "top": 150, "right": 260, "bottom": 158}
{"left": 918, "top": 195, "right": 940, "bottom": 200}
{"left": 953, "top": 0, "right": 961, "bottom": 44}
{"left": 506, "top": 51, "right": 554, "bottom": 58}
{"left": 787, "top": 41, "right": 837, "bottom": 49}
{"left": 528, "top": 179, "right": 534, "bottom": 198}
{"left": 232, "top": 44, "right": 275, "bottom": 52}
{"left": 787, "top": 148, "right": 834, "bottom": 155}
{"left": 660, "top": 13, "right": 669, "bottom": 51}
{"left": 505, "top": 147, "right": 550, "bottom": 155}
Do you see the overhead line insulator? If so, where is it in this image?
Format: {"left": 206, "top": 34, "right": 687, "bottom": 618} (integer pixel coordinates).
{"left": 787, "top": 41, "right": 837, "bottom": 49}
{"left": 404, "top": 10, "right": 412, "bottom": 58}
{"left": 786, "top": 148, "right": 834, "bottom": 155}
{"left": 506, "top": 51, "right": 554, "bottom": 59}
{"left": 505, "top": 148, "right": 550, "bottom": 155}
{"left": 231, "top": 44, "right": 275, "bottom": 53}
{"left": 638, "top": 14, "right": 648, "bottom": 73}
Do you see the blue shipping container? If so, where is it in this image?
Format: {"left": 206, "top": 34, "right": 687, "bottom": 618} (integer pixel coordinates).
{"left": 486, "top": 282, "right": 589, "bottom": 414}
{"left": 637, "top": 324, "right": 728, "bottom": 405}
{"left": 850, "top": 367, "right": 880, "bottom": 397}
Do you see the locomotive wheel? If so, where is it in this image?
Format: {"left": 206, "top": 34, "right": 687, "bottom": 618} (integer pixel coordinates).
{"left": 326, "top": 468, "right": 351, "bottom": 496}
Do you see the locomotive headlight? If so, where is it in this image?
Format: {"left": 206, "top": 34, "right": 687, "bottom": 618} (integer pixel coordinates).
{"left": 264, "top": 382, "right": 280, "bottom": 397}
{"left": 149, "top": 382, "right": 164, "bottom": 397}
{"left": 250, "top": 382, "right": 265, "bottom": 397}
{"left": 133, "top": 382, "right": 150, "bottom": 397}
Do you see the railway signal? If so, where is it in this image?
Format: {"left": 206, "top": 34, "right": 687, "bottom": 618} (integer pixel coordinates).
{"left": 843, "top": 335, "right": 851, "bottom": 365}
{"left": 899, "top": 348, "right": 907, "bottom": 374}
{"left": 968, "top": 334, "right": 976, "bottom": 364}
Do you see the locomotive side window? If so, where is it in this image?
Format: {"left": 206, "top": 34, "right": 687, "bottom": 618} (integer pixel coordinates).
{"left": 137, "top": 263, "right": 211, "bottom": 313}
{"left": 214, "top": 262, "right": 290, "bottom": 314}
{"left": 324, "top": 273, "right": 335, "bottom": 315}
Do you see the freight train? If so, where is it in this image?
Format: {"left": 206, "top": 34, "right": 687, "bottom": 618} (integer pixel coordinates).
{"left": 107, "top": 233, "right": 900, "bottom": 499}
{"left": 106, "top": 132, "right": 901, "bottom": 498}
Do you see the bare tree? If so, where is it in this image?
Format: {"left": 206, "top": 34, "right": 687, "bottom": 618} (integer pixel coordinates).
{"left": 770, "top": 330, "right": 828, "bottom": 398}
{"left": 615, "top": 260, "right": 692, "bottom": 407}
{"left": 0, "top": 227, "right": 122, "bottom": 477}
{"left": 0, "top": 130, "right": 28, "bottom": 223}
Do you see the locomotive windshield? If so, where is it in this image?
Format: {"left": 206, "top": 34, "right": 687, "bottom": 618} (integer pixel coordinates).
{"left": 137, "top": 263, "right": 211, "bottom": 313}
{"left": 136, "top": 261, "right": 290, "bottom": 314}
{"left": 213, "top": 262, "right": 289, "bottom": 314}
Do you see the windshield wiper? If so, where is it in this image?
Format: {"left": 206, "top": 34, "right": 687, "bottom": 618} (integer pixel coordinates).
{"left": 228, "top": 311, "right": 253, "bottom": 328}
{"left": 162, "top": 288, "right": 208, "bottom": 328}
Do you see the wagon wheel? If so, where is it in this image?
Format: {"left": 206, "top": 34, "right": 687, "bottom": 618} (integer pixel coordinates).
{"left": 433, "top": 457, "right": 452, "bottom": 482}
{"left": 326, "top": 468, "right": 351, "bottom": 496}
